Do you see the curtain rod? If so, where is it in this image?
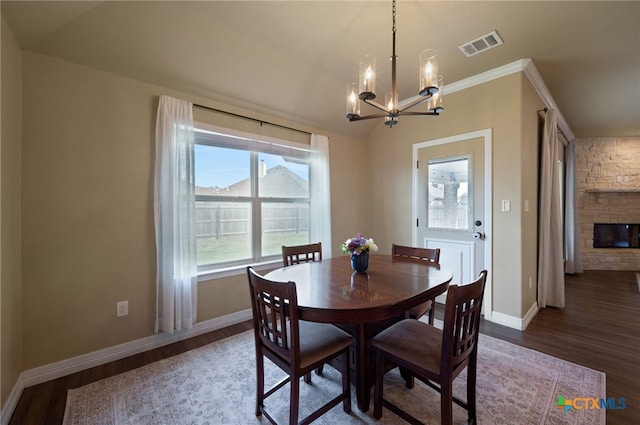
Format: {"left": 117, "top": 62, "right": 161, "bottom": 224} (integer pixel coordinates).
{"left": 193, "top": 103, "right": 311, "bottom": 136}
{"left": 538, "top": 107, "right": 569, "bottom": 146}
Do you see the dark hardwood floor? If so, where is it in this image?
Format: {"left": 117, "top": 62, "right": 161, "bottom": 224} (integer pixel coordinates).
{"left": 9, "top": 270, "right": 639, "bottom": 424}
{"left": 478, "top": 271, "right": 639, "bottom": 425}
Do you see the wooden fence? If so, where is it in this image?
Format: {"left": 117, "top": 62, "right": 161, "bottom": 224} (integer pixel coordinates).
{"left": 195, "top": 202, "right": 309, "bottom": 239}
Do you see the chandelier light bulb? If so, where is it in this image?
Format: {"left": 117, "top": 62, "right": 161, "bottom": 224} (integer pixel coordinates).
{"left": 385, "top": 92, "right": 398, "bottom": 112}
{"left": 419, "top": 49, "right": 439, "bottom": 95}
{"left": 359, "top": 55, "right": 376, "bottom": 100}
{"left": 346, "top": 83, "right": 360, "bottom": 117}
{"left": 428, "top": 75, "right": 444, "bottom": 113}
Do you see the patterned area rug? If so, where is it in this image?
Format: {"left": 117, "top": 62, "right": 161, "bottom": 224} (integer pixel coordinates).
{"left": 63, "top": 324, "right": 605, "bottom": 425}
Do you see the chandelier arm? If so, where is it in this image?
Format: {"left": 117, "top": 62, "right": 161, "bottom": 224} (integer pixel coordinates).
{"left": 397, "top": 95, "right": 433, "bottom": 113}
{"left": 395, "top": 111, "right": 440, "bottom": 116}
{"left": 362, "top": 98, "right": 391, "bottom": 113}
{"left": 347, "top": 113, "right": 391, "bottom": 122}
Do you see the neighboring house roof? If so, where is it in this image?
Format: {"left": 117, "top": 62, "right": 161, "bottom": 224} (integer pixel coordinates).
{"left": 196, "top": 165, "right": 308, "bottom": 197}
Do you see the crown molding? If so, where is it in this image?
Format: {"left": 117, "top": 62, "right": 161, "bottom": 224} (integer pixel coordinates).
{"left": 445, "top": 59, "right": 529, "bottom": 95}
{"left": 521, "top": 59, "right": 575, "bottom": 141}
{"left": 440, "top": 58, "right": 575, "bottom": 141}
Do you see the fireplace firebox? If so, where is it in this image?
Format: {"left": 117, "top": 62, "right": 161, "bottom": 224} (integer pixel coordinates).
{"left": 593, "top": 223, "right": 640, "bottom": 248}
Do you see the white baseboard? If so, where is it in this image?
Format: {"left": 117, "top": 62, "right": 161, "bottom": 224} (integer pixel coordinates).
{"left": 1, "top": 374, "right": 24, "bottom": 425}
{"left": 1, "top": 309, "right": 252, "bottom": 425}
{"left": 489, "top": 302, "right": 539, "bottom": 331}
{"left": 521, "top": 302, "right": 540, "bottom": 330}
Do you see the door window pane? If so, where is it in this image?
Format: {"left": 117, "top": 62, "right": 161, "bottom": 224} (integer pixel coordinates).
{"left": 427, "top": 157, "right": 470, "bottom": 230}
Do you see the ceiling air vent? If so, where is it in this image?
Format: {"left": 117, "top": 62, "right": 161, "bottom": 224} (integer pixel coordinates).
{"left": 458, "top": 30, "right": 503, "bottom": 57}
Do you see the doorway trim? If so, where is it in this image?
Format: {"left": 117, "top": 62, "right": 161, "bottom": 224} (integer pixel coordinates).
{"left": 412, "top": 128, "right": 493, "bottom": 321}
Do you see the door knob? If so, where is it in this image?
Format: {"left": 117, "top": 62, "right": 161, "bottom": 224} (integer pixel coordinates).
{"left": 473, "top": 232, "right": 484, "bottom": 240}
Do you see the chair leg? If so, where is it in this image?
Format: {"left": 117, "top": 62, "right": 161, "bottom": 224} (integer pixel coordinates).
{"left": 466, "top": 358, "right": 478, "bottom": 424}
{"left": 427, "top": 302, "right": 435, "bottom": 325}
{"left": 304, "top": 364, "right": 324, "bottom": 383}
{"left": 341, "top": 351, "right": 351, "bottom": 413}
{"left": 400, "top": 367, "right": 415, "bottom": 389}
{"left": 373, "top": 349, "right": 385, "bottom": 419}
{"left": 289, "top": 375, "right": 300, "bottom": 425}
{"left": 255, "top": 354, "right": 264, "bottom": 417}
{"left": 440, "top": 380, "right": 453, "bottom": 425}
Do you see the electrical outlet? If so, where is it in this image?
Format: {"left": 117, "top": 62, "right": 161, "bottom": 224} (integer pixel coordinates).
{"left": 116, "top": 301, "right": 129, "bottom": 317}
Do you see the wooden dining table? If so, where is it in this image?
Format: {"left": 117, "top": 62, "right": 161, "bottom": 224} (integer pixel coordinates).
{"left": 265, "top": 254, "right": 453, "bottom": 412}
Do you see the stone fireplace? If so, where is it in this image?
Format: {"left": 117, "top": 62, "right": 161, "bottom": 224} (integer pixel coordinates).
{"left": 574, "top": 137, "right": 640, "bottom": 270}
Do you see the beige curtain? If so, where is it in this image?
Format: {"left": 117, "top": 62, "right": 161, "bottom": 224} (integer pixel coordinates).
{"left": 538, "top": 109, "right": 565, "bottom": 308}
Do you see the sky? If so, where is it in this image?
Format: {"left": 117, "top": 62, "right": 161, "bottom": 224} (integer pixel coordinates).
{"left": 195, "top": 145, "right": 309, "bottom": 188}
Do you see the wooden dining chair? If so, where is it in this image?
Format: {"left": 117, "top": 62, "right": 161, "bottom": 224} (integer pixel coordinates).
{"left": 391, "top": 243, "right": 441, "bottom": 324}
{"left": 247, "top": 266, "right": 352, "bottom": 425}
{"left": 372, "top": 270, "right": 488, "bottom": 425}
{"left": 282, "top": 242, "right": 322, "bottom": 266}
{"left": 282, "top": 241, "right": 325, "bottom": 381}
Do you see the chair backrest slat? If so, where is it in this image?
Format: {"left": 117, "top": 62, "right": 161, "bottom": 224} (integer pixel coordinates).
{"left": 282, "top": 242, "right": 323, "bottom": 266}
{"left": 247, "top": 267, "right": 300, "bottom": 363}
{"left": 391, "top": 243, "right": 440, "bottom": 264}
{"left": 442, "top": 270, "right": 487, "bottom": 374}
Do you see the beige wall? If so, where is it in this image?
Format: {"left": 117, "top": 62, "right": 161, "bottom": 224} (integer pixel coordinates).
{"left": 19, "top": 51, "right": 366, "bottom": 370}
{"left": 520, "top": 76, "right": 543, "bottom": 314}
{"left": 1, "top": 15, "right": 23, "bottom": 408}
{"left": 366, "top": 73, "right": 543, "bottom": 318}
{"left": 574, "top": 137, "right": 640, "bottom": 270}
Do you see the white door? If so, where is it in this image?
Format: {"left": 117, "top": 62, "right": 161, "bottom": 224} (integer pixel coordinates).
{"left": 413, "top": 130, "right": 492, "bottom": 318}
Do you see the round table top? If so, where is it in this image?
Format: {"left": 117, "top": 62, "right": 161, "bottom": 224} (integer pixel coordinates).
{"left": 264, "top": 254, "right": 453, "bottom": 324}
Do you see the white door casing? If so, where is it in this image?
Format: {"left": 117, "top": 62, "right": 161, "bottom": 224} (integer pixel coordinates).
{"left": 412, "top": 129, "right": 493, "bottom": 321}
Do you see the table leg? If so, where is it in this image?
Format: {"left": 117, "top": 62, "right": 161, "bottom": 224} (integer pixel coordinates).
{"left": 337, "top": 318, "right": 402, "bottom": 412}
{"left": 354, "top": 324, "right": 370, "bottom": 412}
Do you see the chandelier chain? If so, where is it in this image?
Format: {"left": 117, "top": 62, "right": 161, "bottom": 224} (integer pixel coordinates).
{"left": 392, "top": 0, "right": 396, "bottom": 34}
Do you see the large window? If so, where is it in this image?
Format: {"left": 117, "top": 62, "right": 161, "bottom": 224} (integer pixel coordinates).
{"left": 194, "top": 124, "right": 311, "bottom": 271}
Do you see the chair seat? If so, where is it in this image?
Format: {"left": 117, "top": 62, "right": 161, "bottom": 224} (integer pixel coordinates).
{"left": 372, "top": 270, "right": 487, "bottom": 425}
{"left": 299, "top": 321, "right": 352, "bottom": 369}
{"left": 373, "top": 319, "right": 442, "bottom": 378}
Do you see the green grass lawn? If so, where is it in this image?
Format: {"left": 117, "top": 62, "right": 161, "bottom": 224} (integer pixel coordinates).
{"left": 197, "top": 232, "right": 309, "bottom": 264}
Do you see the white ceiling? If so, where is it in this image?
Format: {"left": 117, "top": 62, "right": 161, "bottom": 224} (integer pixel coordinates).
{"left": 2, "top": 1, "right": 639, "bottom": 141}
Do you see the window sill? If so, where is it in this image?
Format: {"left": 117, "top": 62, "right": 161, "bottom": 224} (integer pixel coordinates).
{"left": 197, "top": 259, "right": 283, "bottom": 282}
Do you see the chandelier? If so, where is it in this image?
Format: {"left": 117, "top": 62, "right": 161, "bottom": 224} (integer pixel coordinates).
{"left": 346, "top": 0, "right": 443, "bottom": 127}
